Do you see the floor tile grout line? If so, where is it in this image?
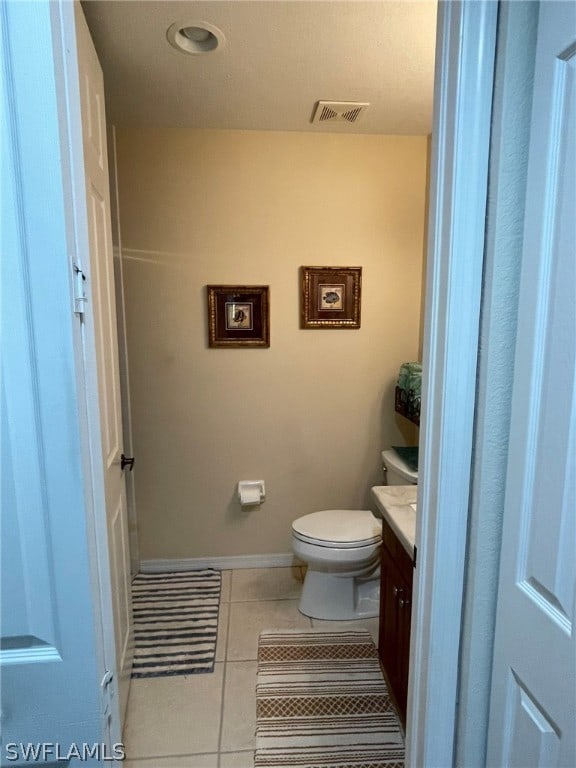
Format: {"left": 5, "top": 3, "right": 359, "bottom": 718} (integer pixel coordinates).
{"left": 216, "top": 569, "right": 235, "bottom": 767}
{"left": 221, "top": 569, "right": 232, "bottom": 604}
{"left": 217, "top": 558, "right": 233, "bottom": 744}
{"left": 228, "top": 596, "right": 304, "bottom": 603}
{"left": 217, "top": 568, "right": 231, "bottom": 761}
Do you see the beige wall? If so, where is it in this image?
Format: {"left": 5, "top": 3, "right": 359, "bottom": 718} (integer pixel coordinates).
{"left": 115, "top": 127, "right": 427, "bottom": 559}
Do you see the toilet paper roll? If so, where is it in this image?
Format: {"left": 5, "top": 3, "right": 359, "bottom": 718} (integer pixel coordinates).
{"left": 239, "top": 486, "right": 261, "bottom": 505}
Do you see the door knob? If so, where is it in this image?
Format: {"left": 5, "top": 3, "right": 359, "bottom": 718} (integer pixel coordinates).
{"left": 121, "top": 454, "right": 135, "bottom": 471}
{"left": 399, "top": 597, "right": 411, "bottom": 608}
{"left": 392, "top": 586, "right": 405, "bottom": 597}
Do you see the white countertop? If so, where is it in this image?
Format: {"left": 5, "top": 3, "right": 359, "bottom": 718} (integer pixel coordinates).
{"left": 371, "top": 485, "right": 417, "bottom": 558}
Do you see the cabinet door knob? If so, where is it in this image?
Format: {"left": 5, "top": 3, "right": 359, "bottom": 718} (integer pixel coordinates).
{"left": 392, "top": 586, "right": 405, "bottom": 597}
{"left": 399, "top": 597, "right": 411, "bottom": 608}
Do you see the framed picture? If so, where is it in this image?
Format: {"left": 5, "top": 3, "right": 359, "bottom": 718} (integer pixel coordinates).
{"left": 301, "top": 266, "right": 362, "bottom": 329}
{"left": 207, "top": 285, "right": 270, "bottom": 347}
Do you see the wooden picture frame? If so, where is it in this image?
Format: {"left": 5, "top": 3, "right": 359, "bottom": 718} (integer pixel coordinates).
{"left": 207, "top": 285, "right": 270, "bottom": 348}
{"left": 301, "top": 266, "right": 362, "bottom": 329}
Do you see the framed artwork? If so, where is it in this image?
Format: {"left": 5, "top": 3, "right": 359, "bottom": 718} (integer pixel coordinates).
{"left": 207, "top": 285, "right": 270, "bottom": 347}
{"left": 301, "top": 266, "right": 362, "bottom": 329}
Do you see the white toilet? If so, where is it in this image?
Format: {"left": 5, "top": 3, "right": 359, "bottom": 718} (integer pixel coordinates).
{"left": 292, "top": 449, "right": 418, "bottom": 620}
{"left": 381, "top": 449, "right": 419, "bottom": 486}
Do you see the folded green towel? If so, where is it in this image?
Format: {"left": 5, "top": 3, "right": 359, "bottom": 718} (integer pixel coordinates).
{"left": 397, "top": 362, "right": 422, "bottom": 396}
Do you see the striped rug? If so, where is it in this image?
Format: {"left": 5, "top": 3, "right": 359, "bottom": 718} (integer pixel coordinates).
{"left": 131, "top": 569, "right": 221, "bottom": 678}
{"left": 255, "top": 630, "right": 404, "bottom": 767}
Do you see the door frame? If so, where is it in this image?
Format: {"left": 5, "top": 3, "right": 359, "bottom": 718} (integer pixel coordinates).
{"left": 5, "top": 0, "right": 499, "bottom": 755}
{"left": 406, "top": 2, "right": 498, "bottom": 766}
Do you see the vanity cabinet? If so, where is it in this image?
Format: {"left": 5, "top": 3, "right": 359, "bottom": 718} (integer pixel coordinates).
{"left": 378, "top": 515, "right": 413, "bottom": 725}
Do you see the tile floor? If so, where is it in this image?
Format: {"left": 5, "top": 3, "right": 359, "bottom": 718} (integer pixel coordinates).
{"left": 123, "top": 566, "right": 380, "bottom": 768}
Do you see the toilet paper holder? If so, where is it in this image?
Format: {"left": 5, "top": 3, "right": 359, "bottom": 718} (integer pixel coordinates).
{"left": 237, "top": 480, "right": 266, "bottom": 505}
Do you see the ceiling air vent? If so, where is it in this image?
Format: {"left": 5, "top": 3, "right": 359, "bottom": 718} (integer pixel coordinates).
{"left": 311, "top": 101, "right": 370, "bottom": 126}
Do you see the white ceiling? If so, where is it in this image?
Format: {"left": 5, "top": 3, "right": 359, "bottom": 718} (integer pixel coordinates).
{"left": 81, "top": 1, "right": 437, "bottom": 135}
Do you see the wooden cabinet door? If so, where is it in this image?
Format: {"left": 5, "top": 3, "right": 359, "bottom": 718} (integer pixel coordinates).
{"left": 379, "top": 545, "right": 398, "bottom": 686}
{"left": 379, "top": 518, "right": 414, "bottom": 725}
{"left": 380, "top": 545, "right": 410, "bottom": 720}
{"left": 397, "top": 569, "right": 412, "bottom": 714}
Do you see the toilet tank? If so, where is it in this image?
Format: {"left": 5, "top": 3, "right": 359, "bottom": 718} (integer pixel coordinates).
{"left": 381, "top": 449, "right": 418, "bottom": 485}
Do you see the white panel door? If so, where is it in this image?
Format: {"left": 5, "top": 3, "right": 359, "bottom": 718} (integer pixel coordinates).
{"left": 487, "top": 2, "right": 576, "bottom": 765}
{"left": 1, "top": 0, "right": 106, "bottom": 761}
{"left": 74, "top": 3, "right": 134, "bottom": 724}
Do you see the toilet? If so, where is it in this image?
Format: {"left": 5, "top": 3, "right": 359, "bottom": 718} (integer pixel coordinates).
{"left": 381, "top": 449, "right": 419, "bottom": 486}
{"left": 292, "top": 449, "right": 418, "bottom": 620}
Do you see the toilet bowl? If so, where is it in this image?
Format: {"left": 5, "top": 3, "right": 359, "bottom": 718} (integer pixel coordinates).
{"left": 292, "top": 509, "right": 382, "bottom": 620}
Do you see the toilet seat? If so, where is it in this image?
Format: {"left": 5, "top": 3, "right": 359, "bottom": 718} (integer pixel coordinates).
{"left": 292, "top": 509, "right": 381, "bottom": 549}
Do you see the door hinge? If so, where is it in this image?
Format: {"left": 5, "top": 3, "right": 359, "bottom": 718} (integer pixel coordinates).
{"left": 100, "top": 669, "right": 115, "bottom": 715}
{"left": 73, "top": 263, "right": 87, "bottom": 315}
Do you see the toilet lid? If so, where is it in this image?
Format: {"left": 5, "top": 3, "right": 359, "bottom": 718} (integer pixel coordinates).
{"left": 292, "top": 510, "right": 381, "bottom": 547}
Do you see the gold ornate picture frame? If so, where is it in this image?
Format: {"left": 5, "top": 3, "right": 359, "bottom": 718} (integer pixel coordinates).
{"left": 207, "top": 285, "right": 270, "bottom": 347}
{"left": 301, "top": 266, "right": 362, "bottom": 329}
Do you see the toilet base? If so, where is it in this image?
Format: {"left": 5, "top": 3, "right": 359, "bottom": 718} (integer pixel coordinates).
{"left": 298, "top": 568, "right": 380, "bottom": 620}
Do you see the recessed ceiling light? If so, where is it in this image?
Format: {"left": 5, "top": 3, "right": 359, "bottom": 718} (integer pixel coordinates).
{"left": 181, "top": 27, "right": 212, "bottom": 43}
{"left": 166, "top": 21, "right": 225, "bottom": 55}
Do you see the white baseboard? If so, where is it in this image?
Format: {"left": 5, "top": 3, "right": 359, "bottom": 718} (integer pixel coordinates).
{"left": 139, "top": 553, "right": 297, "bottom": 573}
